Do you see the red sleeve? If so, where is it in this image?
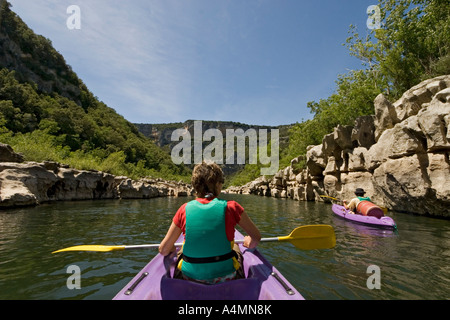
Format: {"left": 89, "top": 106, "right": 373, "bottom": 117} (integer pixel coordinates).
{"left": 225, "top": 200, "right": 244, "bottom": 241}
{"left": 173, "top": 203, "right": 187, "bottom": 234}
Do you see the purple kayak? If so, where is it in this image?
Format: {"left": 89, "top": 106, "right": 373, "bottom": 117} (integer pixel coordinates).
{"left": 332, "top": 204, "right": 397, "bottom": 229}
{"left": 113, "top": 229, "right": 304, "bottom": 300}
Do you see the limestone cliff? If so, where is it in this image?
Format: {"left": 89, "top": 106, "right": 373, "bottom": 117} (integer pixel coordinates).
{"left": 135, "top": 120, "right": 291, "bottom": 175}
{"left": 227, "top": 75, "right": 450, "bottom": 218}
{"left": 0, "top": 143, "right": 193, "bottom": 208}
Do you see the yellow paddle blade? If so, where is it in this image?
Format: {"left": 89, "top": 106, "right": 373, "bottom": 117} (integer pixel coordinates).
{"left": 278, "top": 225, "right": 336, "bottom": 250}
{"left": 320, "top": 195, "right": 338, "bottom": 201}
{"left": 52, "top": 245, "right": 126, "bottom": 254}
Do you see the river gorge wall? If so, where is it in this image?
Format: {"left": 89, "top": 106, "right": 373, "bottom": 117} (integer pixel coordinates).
{"left": 226, "top": 75, "right": 450, "bottom": 218}
{"left": 0, "top": 145, "right": 193, "bottom": 208}
{"left": 1, "top": 76, "right": 449, "bottom": 217}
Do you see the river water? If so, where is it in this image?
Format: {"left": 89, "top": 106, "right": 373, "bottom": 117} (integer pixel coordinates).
{"left": 0, "top": 194, "right": 449, "bottom": 300}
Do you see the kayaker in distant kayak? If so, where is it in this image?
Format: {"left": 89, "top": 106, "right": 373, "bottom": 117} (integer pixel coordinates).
{"left": 159, "top": 161, "right": 261, "bottom": 285}
{"left": 342, "top": 188, "right": 372, "bottom": 214}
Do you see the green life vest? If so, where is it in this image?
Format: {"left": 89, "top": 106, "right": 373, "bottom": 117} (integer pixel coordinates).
{"left": 181, "top": 198, "right": 236, "bottom": 281}
{"left": 357, "top": 196, "right": 372, "bottom": 202}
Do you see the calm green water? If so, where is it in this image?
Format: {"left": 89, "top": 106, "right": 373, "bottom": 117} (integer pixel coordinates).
{"left": 1, "top": 194, "right": 449, "bottom": 300}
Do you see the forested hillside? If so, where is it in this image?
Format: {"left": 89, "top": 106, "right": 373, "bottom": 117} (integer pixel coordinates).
{"left": 0, "top": 1, "right": 190, "bottom": 181}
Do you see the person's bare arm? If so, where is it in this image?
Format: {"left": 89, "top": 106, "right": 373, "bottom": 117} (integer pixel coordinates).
{"left": 238, "top": 211, "right": 261, "bottom": 249}
{"left": 159, "top": 222, "right": 182, "bottom": 256}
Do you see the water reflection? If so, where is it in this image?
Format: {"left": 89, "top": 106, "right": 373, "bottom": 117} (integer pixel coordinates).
{"left": 0, "top": 195, "right": 449, "bottom": 300}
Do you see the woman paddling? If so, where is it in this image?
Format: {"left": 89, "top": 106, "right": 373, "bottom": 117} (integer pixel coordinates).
{"left": 343, "top": 188, "right": 371, "bottom": 214}
{"left": 159, "top": 161, "right": 261, "bottom": 284}
{"left": 343, "top": 188, "right": 384, "bottom": 218}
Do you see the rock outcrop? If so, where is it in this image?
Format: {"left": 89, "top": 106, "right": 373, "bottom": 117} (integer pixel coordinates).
{"left": 134, "top": 120, "right": 292, "bottom": 175}
{"left": 0, "top": 147, "right": 194, "bottom": 208}
{"left": 226, "top": 75, "right": 450, "bottom": 218}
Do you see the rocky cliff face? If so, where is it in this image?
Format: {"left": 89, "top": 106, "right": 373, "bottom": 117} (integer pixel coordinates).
{"left": 135, "top": 120, "right": 287, "bottom": 148}
{"left": 0, "top": 143, "right": 193, "bottom": 208}
{"left": 135, "top": 120, "right": 291, "bottom": 175}
{"left": 227, "top": 75, "right": 450, "bottom": 218}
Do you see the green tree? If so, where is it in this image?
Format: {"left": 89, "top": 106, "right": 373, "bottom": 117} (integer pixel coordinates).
{"left": 287, "top": 0, "right": 449, "bottom": 162}
{"left": 252, "top": 0, "right": 450, "bottom": 182}
{"left": 346, "top": 0, "right": 450, "bottom": 98}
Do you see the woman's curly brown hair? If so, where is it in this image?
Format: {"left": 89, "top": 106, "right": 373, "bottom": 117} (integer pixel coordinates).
{"left": 191, "top": 161, "right": 224, "bottom": 198}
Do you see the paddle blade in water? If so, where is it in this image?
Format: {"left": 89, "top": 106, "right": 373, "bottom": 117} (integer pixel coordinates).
{"left": 279, "top": 225, "right": 336, "bottom": 250}
{"left": 52, "top": 245, "right": 126, "bottom": 254}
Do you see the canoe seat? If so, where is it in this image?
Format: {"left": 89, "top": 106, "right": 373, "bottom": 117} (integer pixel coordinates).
{"left": 160, "top": 276, "right": 261, "bottom": 300}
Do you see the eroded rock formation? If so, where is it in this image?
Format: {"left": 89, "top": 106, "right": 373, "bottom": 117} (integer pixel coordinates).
{"left": 227, "top": 75, "right": 450, "bottom": 217}
{"left": 0, "top": 149, "right": 193, "bottom": 208}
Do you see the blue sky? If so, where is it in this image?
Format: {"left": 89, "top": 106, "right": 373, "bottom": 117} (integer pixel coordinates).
{"left": 8, "top": 0, "right": 378, "bottom": 126}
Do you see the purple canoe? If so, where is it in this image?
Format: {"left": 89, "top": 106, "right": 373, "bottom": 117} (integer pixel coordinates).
{"left": 332, "top": 204, "right": 397, "bottom": 229}
{"left": 113, "top": 229, "right": 304, "bottom": 300}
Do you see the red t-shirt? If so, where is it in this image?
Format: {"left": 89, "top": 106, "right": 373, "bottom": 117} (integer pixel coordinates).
{"left": 173, "top": 198, "right": 244, "bottom": 241}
